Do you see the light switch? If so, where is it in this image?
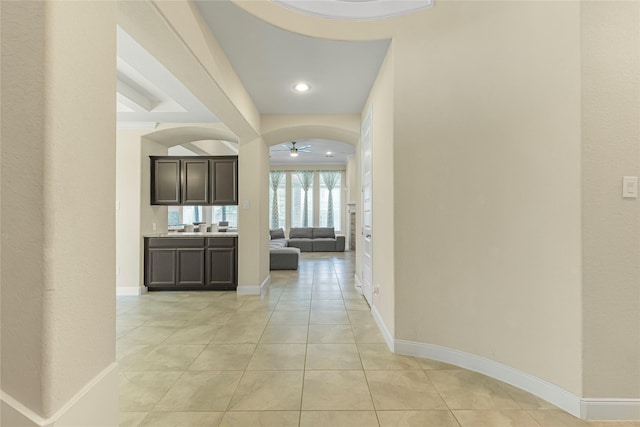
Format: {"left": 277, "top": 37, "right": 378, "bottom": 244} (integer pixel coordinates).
{"left": 623, "top": 176, "right": 638, "bottom": 198}
{"left": 243, "top": 200, "right": 250, "bottom": 209}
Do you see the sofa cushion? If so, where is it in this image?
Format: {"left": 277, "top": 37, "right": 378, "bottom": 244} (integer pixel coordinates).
{"left": 270, "top": 228, "right": 285, "bottom": 240}
{"left": 287, "top": 238, "right": 313, "bottom": 252}
{"left": 289, "top": 228, "right": 312, "bottom": 239}
{"left": 270, "top": 247, "right": 300, "bottom": 270}
{"left": 313, "top": 227, "right": 335, "bottom": 239}
{"left": 312, "top": 238, "right": 337, "bottom": 252}
{"left": 269, "top": 239, "right": 288, "bottom": 249}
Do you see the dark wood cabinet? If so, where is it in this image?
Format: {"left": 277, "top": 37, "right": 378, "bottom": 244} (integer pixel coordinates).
{"left": 176, "top": 248, "right": 205, "bottom": 286}
{"left": 206, "top": 237, "right": 236, "bottom": 287}
{"left": 151, "top": 159, "right": 180, "bottom": 205}
{"left": 211, "top": 158, "right": 238, "bottom": 205}
{"left": 181, "top": 159, "right": 210, "bottom": 205}
{"left": 150, "top": 156, "right": 238, "bottom": 206}
{"left": 144, "top": 236, "right": 237, "bottom": 291}
{"left": 147, "top": 248, "right": 176, "bottom": 286}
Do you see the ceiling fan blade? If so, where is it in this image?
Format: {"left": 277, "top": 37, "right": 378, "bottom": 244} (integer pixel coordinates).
{"left": 281, "top": 144, "right": 292, "bottom": 149}
{"left": 299, "top": 149, "right": 312, "bottom": 153}
{"left": 296, "top": 144, "right": 311, "bottom": 149}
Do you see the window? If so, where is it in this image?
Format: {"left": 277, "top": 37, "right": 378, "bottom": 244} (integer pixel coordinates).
{"left": 319, "top": 171, "right": 341, "bottom": 230}
{"left": 269, "top": 171, "right": 286, "bottom": 229}
{"left": 167, "top": 205, "right": 238, "bottom": 228}
{"left": 291, "top": 171, "right": 314, "bottom": 228}
{"left": 182, "top": 206, "right": 203, "bottom": 224}
{"left": 270, "top": 169, "right": 345, "bottom": 232}
{"left": 168, "top": 206, "right": 180, "bottom": 226}
{"left": 213, "top": 205, "right": 238, "bottom": 228}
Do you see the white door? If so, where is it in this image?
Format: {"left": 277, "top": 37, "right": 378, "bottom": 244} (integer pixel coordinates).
{"left": 361, "top": 107, "right": 373, "bottom": 306}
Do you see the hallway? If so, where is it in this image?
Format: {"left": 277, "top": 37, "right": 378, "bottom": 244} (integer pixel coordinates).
{"left": 117, "top": 253, "right": 637, "bottom": 427}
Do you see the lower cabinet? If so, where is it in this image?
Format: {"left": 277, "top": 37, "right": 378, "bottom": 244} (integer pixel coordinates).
{"left": 145, "top": 237, "right": 237, "bottom": 291}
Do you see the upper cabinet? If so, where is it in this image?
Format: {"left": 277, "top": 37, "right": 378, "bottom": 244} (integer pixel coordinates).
{"left": 151, "top": 159, "right": 181, "bottom": 204}
{"left": 211, "top": 157, "right": 238, "bottom": 205}
{"left": 150, "top": 156, "right": 238, "bottom": 206}
{"left": 182, "top": 159, "right": 210, "bottom": 205}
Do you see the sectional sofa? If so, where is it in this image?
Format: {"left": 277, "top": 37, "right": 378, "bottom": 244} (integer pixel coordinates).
{"left": 269, "top": 229, "right": 299, "bottom": 270}
{"left": 269, "top": 227, "right": 346, "bottom": 270}
{"left": 287, "top": 227, "right": 346, "bottom": 252}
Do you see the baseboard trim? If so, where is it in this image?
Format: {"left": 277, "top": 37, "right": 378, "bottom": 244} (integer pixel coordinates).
{"left": 237, "top": 275, "right": 271, "bottom": 296}
{"left": 371, "top": 305, "right": 394, "bottom": 352}
{"left": 354, "top": 274, "right": 362, "bottom": 293}
{"left": 394, "top": 340, "right": 640, "bottom": 421}
{"left": 581, "top": 398, "right": 640, "bottom": 420}
{"left": 395, "top": 340, "right": 581, "bottom": 418}
{"left": 1, "top": 362, "right": 119, "bottom": 426}
{"left": 116, "top": 286, "right": 147, "bottom": 296}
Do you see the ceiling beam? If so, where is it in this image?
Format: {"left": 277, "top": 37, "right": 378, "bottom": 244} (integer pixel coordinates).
{"left": 116, "top": 79, "right": 154, "bottom": 112}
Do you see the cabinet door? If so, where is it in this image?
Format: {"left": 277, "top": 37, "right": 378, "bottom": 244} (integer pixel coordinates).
{"left": 147, "top": 248, "right": 176, "bottom": 286}
{"left": 206, "top": 247, "right": 236, "bottom": 288}
{"left": 181, "top": 159, "right": 209, "bottom": 205}
{"left": 211, "top": 158, "right": 238, "bottom": 205}
{"left": 176, "top": 248, "right": 205, "bottom": 286}
{"left": 151, "top": 159, "right": 180, "bottom": 205}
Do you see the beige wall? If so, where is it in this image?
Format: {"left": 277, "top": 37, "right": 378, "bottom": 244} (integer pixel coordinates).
{"left": 2, "top": 1, "right": 118, "bottom": 423}
{"left": 581, "top": 1, "right": 640, "bottom": 398}
{"left": 1, "top": 0, "right": 47, "bottom": 413}
{"left": 362, "top": 44, "right": 396, "bottom": 334}
{"left": 238, "top": 137, "right": 270, "bottom": 291}
{"left": 393, "top": 1, "right": 584, "bottom": 394}
{"left": 116, "top": 130, "right": 144, "bottom": 291}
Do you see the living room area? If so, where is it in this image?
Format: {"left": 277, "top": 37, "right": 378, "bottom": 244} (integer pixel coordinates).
{"left": 268, "top": 142, "right": 357, "bottom": 271}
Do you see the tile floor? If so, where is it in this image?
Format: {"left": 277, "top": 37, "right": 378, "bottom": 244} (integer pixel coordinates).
{"left": 118, "top": 252, "right": 640, "bottom": 427}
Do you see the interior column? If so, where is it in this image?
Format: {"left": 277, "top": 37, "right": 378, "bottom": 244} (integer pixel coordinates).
{"left": 1, "top": 1, "right": 118, "bottom": 425}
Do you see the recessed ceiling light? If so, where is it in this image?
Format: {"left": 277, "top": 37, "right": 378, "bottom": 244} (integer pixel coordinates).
{"left": 294, "top": 82, "right": 310, "bottom": 92}
{"left": 326, "top": 151, "right": 333, "bottom": 157}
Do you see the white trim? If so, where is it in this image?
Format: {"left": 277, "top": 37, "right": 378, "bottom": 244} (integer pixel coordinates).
{"left": 394, "top": 340, "right": 640, "bottom": 421}
{"left": 116, "top": 286, "right": 147, "bottom": 296}
{"left": 275, "top": 0, "right": 433, "bottom": 21}
{"left": 371, "top": 305, "right": 394, "bottom": 352}
{"left": 1, "top": 362, "right": 119, "bottom": 426}
{"left": 581, "top": 398, "right": 640, "bottom": 420}
{"left": 237, "top": 275, "right": 271, "bottom": 295}
{"left": 354, "top": 274, "right": 362, "bottom": 293}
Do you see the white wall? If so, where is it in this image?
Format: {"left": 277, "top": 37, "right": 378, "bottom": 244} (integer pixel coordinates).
{"left": 1, "top": 1, "right": 118, "bottom": 424}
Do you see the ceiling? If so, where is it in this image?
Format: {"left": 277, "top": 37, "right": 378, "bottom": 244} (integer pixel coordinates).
{"left": 116, "top": 27, "right": 219, "bottom": 129}
{"left": 194, "top": 0, "right": 391, "bottom": 115}
{"left": 117, "top": 1, "right": 388, "bottom": 164}
{"left": 270, "top": 139, "right": 355, "bottom": 166}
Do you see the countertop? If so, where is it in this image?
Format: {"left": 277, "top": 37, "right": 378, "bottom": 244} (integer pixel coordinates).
{"left": 144, "top": 231, "right": 238, "bottom": 238}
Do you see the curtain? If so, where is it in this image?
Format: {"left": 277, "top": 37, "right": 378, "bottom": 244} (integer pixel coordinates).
{"left": 321, "top": 171, "right": 340, "bottom": 227}
{"left": 296, "top": 171, "right": 314, "bottom": 227}
{"left": 270, "top": 171, "right": 284, "bottom": 229}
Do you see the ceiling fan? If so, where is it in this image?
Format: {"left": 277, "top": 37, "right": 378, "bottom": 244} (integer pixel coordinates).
{"left": 272, "top": 141, "right": 312, "bottom": 157}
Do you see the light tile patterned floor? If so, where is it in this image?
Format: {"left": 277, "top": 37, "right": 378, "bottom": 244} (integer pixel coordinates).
{"left": 118, "top": 252, "right": 640, "bottom": 427}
